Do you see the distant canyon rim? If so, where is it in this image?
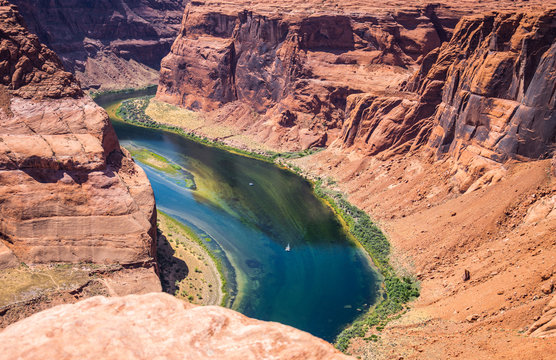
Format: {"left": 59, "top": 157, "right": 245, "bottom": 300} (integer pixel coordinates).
{"left": 0, "top": 0, "right": 555, "bottom": 359}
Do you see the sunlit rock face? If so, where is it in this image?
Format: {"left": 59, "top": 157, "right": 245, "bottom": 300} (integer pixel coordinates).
{"left": 156, "top": 0, "right": 467, "bottom": 150}
{"left": 156, "top": 0, "right": 553, "bottom": 159}
{"left": 336, "top": 9, "right": 555, "bottom": 192}
{"left": 0, "top": 293, "right": 352, "bottom": 360}
{"left": 0, "top": 0, "right": 157, "bottom": 274}
{"left": 416, "top": 10, "right": 556, "bottom": 190}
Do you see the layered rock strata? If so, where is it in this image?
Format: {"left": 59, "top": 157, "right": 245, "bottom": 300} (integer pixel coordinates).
{"left": 287, "top": 9, "right": 556, "bottom": 358}
{"left": 157, "top": 1, "right": 551, "bottom": 152}
{"left": 0, "top": 293, "right": 352, "bottom": 360}
{"left": 0, "top": 0, "right": 157, "bottom": 276}
{"left": 157, "top": 1, "right": 469, "bottom": 150}
{"left": 11, "top": 0, "right": 187, "bottom": 90}
{"left": 336, "top": 9, "right": 556, "bottom": 191}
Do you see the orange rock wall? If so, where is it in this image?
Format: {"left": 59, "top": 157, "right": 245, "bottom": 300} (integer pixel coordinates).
{"left": 157, "top": 2, "right": 463, "bottom": 149}
{"left": 0, "top": 0, "right": 157, "bottom": 269}
{"left": 336, "top": 9, "right": 555, "bottom": 191}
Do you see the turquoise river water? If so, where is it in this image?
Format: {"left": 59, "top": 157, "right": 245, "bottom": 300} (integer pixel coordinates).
{"left": 97, "top": 94, "right": 379, "bottom": 341}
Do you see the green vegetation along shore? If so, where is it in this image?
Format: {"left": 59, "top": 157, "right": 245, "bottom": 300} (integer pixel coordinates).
{"left": 313, "top": 180, "right": 420, "bottom": 351}
{"left": 115, "top": 96, "right": 324, "bottom": 163}
{"left": 127, "top": 147, "right": 196, "bottom": 189}
{"left": 157, "top": 211, "right": 230, "bottom": 307}
{"left": 89, "top": 84, "right": 158, "bottom": 102}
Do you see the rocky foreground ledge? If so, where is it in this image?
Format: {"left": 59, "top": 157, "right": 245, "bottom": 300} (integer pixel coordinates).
{"left": 0, "top": 293, "right": 351, "bottom": 360}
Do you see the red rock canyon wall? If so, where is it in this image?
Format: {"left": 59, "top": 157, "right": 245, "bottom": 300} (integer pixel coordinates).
{"left": 0, "top": 0, "right": 158, "bottom": 271}
{"left": 11, "top": 0, "right": 187, "bottom": 90}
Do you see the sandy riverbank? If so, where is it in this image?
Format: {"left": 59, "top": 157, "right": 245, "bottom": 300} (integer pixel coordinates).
{"left": 156, "top": 211, "right": 223, "bottom": 306}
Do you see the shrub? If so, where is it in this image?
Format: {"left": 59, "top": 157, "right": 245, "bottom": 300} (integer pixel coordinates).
{"left": 313, "top": 181, "right": 420, "bottom": 352}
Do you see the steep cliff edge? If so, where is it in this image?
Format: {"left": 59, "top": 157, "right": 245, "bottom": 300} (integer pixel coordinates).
{"left": 11, "top": 0, "right": 187, "bottom": 90}
{"left": 0, "top": 0, "right": 159, "bottom": 321}
{"left": 337, "top": 9, "right": 555, "bottom": 192}
{"left": 151, "top": 2, "right": 555, "bottom": 358}
{"left": 156, "top": 0, "right": 549, "bottom": 152}
{"left": 156, "top": 0, "right": 469, "bottom": 150}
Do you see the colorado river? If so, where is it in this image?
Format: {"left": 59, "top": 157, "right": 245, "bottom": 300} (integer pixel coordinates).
{"left": 97, "top": 93, "right": 379, "bottom": 341}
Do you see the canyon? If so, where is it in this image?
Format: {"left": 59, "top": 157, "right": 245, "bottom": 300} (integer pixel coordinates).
{"left": 0, "top": 0, "right": 555, "bottom": 359}
{"left": 0, "top": 0, "right": 349, "bottom": 357}
{"left": 154, "top": 0, "right": 556, "bottom": 358}
{"left": 156, "top": 0, "right": 554, "bottom": 157}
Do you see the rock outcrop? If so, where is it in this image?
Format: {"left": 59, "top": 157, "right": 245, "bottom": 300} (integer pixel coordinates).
{"left": 417, "top": 10, "right": 555, "bottom": 191}
{"left": 0, "top": 293, "right": 351, "bottom": 360}
{"left": 157, "top": 0, "right": 469, "bottom": 150}
{"left": 0, "top": 0, "right": 157, "bottom": 275}
{"left": 337, "top": 9, "right": 555, "bottom": 191}
{"left": 157, "top": 1, "right": 551, "bottom": 152}
{"left": 528, "top": 294, "right": 556, "bottom": 338}
{"left": 11, "top": 0, "right": 187, "bottom": 90}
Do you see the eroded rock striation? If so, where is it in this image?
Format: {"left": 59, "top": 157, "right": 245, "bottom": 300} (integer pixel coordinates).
{"left": 528, "top": 294, "right": 556, "bottom": 338}
{"left": 0, "top": 293, "right": 352, "bottom": 360}
{"left": 157, "top": 0, "right": 470, "bottom": 150}
{"left": 157, "top": 1, "right": 552, "bottom": 154}
{"left": 337, "top": 9, "right": 556, "bottom": 191}
{"left": 11, "top": 0, "right": 187, "bottom": 90}
{"left": 0, "top": 0, "right": 157, "bottom": 275}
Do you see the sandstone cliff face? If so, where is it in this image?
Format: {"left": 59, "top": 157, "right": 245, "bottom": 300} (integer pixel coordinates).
{"left": 337, "top": 9, "right": 555, "bottom": 192}
{"left": 0, "top": 0, "right": 157, "bottom": 270}
{"left": 11, "top": 0, "right": 187, "bottom": 90}
{"left": 157, "top": 1, "right": 464, "bottom": 150}
{"left": 157, "top": 1, "right": 551, "bottom": 152}
{"left": 417, "top": 10, "right": 555, "bottom": 191}
{"left": 287, "top": 9, "right": 556, "bottom": 357}
{"left": 0, "top": 293, "right": 351, "bottom": 360}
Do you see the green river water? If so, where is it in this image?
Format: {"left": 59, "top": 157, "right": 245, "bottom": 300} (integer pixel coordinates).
{"left": 97, "top": 93, "right": 379, "bottom": 341}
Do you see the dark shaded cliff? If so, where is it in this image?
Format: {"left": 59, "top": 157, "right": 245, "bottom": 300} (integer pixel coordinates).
{"left": 11, "top": 0, "right": 187, "bottom": 90}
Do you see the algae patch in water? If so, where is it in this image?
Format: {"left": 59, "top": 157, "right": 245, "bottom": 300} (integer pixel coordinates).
{"left": 127, "top": 147, "right": 196, "bottom": 190}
